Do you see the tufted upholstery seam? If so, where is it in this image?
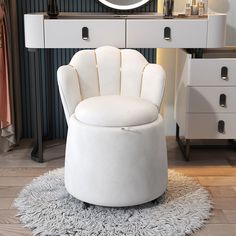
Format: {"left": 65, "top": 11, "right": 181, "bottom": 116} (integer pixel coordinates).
{"left": 140, "top": 63, "right": 149, "bottom": 97}
{"left": 57, "top": 76, "right": 71, "bottom": 121}
{"left": 159, "top": 73, "right": 166, "bottom": 109}
{"left": 156, "top": 65, "right": 166, "bottom": 108}
{"left": 94, "top": 50, "right": 101, "bottom": 96}
{"left": 68, "top": 64, "right": 84, "bottom": 101}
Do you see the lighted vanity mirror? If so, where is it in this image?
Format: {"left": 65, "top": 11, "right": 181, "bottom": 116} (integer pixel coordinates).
{"left": 98, "top": 0, "right": 151, "bottom": 10}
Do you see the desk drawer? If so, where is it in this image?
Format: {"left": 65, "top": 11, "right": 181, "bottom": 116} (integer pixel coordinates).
{"left": 189, "top": 58, "right": 236, "bottom": 86}
{"left": 127, "top": 19, "right": 207, "bottom": 48}
{"left": 45, "top": 19, "right": 126, "bottom": 48}
{"left": 187, "top": 87, "right": 236, "bottom": 113}
{"left": 186, "top": 113, "right": 236, "bottom": 139}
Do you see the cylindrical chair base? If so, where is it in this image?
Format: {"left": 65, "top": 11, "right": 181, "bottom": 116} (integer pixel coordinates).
{"left": 65, "top": 114, "right": 168, "bottom": 207}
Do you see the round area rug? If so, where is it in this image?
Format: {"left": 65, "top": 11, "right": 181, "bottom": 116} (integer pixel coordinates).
{"left": 14, "top": 169, "right": 212, "bottom": 236}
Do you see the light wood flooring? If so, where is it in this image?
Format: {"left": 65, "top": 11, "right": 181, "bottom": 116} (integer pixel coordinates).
{"left": 0, "top": 137, "right": 236, "bottom": 236}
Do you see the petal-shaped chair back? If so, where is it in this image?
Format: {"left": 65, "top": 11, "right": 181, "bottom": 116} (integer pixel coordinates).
{"left": 69, "top": 46, "right": 148, "bottom": 100}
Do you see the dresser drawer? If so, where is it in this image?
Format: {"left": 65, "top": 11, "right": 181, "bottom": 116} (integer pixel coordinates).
{"left": 186, "top": 113, "right": 236, "bottom": 139}
{"left": 189, "top": 58, "right": 236, "bottom": 86}
{"left": 127, "top": 19, "right": 207, "bottom": 48}
{"left": 44, "top": 19, "right": 126, "bottom": 48}
{"left": 187, "top": 87, "right": 236, "bottom": 113}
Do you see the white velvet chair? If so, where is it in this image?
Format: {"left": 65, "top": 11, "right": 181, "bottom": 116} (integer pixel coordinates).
{"left": 57, "top": 46, "right": 167, "bottom": 207}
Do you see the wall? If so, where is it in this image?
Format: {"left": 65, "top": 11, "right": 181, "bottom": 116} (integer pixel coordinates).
{"left": 158, "top": 0, "right": 236, "bottom": 135}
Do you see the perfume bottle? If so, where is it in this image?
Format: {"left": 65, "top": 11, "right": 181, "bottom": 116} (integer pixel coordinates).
{"left": 163, "top": 0, "right": 174, "bottom": 19}
{"left": 191, "top": 0, "right": 198, "bottom": 15}
{"left": 198, "top": 1, "right": 204, "bottom": 16}
{"left": 203, "top": 0, "right": 208, "bottom": 15}
{"left": 185, "top": 3, "right": 191, "bottom": 16}
{"left": 47, "top": 0, "right": 59, "bottom": 18}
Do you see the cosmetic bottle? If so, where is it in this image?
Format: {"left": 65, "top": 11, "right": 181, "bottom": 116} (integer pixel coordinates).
{"left": 185, "top": 3, "right": 191, "bottom": 16}
{"left": 47, "top": 0, "right": 59, "bottom": 18}
{"left": 191, "top": 0, "right": 198, "bottom": 15}
{"left": 198, "top": 1, "right": 204, "bottom": 16}
{"left": 203, "top": 0, "right": 208, "bottom": 15}
{"left": 163, "top": 0, "right": 174, "bottom": 19}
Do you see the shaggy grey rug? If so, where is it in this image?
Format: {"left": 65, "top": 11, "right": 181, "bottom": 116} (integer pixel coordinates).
{"left": 14, "top": 169, "right": 212, "bottom": 236}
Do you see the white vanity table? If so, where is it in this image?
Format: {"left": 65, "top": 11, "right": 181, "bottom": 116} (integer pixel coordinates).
{"left": 24, "top": 0, "right": 227, "bottom": 162}
{"left": 25, "top": 12, "right": 226, "bottom": 49}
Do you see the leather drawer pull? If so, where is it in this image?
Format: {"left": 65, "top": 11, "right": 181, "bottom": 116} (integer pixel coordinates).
{"left": 218, "top": 120, "right": 225, "bottom": 133}
{"left": 82, "top": 27, "right": 89, "bottom": 40}
{"left": 219, "top": 94, "right": 226, "bottom": 107}
{"left": 221, "top": 66, "right": 228, "bottom": 80}
{"left": 164, "top": 27, "right": 171, "bottom": 40}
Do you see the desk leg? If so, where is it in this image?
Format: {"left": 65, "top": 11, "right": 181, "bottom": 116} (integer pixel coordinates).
{"left": 176, "top": 123, "right": 236, "bottom": 161}
{"left": 29, "top": 49, "right": 43, "bottom": 163}
{"left": 176, "top": 123, "right": 190, "bottom": 161}
{"left": 46, "top": 49, "right": 53, "bottom": 140}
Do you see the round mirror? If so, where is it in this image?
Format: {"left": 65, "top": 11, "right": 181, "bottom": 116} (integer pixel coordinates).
{"left": 98, "top": 0, "right": 151, "bottom": 10}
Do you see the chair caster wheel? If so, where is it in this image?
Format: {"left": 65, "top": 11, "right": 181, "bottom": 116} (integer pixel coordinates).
{"left": 151, "top": 198, "right": 160, "bottom": 204}
{"left": 82, "top": 202, "right": 90, "bottom": 209}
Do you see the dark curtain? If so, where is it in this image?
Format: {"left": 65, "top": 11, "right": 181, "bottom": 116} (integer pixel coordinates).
{"left": 0, "top": 0, "right": 21, "bottom": 152}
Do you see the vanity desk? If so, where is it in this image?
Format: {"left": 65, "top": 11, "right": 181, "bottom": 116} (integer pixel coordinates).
{"left": 24, "top": 11, "right": 227, "bottom": 162}
{"left": 25, "top": 12, "right": 226, "bottom": 49}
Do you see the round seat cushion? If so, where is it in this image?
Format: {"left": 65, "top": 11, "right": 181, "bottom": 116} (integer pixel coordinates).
{"left": 75, "top": 95, "right": 158, "bottom": 127}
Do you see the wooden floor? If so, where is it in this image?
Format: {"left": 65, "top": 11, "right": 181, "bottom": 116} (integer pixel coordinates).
{"left": 0, "top": 137, "right": 236, "bottom": 236}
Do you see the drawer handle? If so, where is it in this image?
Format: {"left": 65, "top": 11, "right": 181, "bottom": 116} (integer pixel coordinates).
{"left": 164, "top": 27, "right": 171, "bottom": 40}
{"left": 219, "top": 94, "right": 227, "bottom": 107}
{"left": 221, "top": 66, "right": 228, "bottom": 80}
{"left": 82, "top": 27, "right": 89, "bottom": 40}
{"left": 218, "top": 120, "right": 225, "bottom": 133}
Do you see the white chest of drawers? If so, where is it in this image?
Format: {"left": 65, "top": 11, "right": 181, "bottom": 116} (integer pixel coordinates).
{"left": 175, "top": 49, "right": 236, "bottom": 159}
